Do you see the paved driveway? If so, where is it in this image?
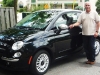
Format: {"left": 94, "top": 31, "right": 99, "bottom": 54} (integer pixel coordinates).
{"left": 45, "top": 54, "right": 100, "bottom": 75}
{"left": 0, "top": 54, "right": 100, "bottom": 75}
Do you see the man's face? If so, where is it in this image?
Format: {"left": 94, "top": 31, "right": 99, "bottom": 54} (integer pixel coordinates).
{"left": 85, "top": 3, "right": 91, "bottom": 11}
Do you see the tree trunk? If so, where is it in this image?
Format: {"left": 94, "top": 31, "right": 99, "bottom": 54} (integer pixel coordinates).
{"left": 14, "top": 0, "right": 17, "bottom": 23}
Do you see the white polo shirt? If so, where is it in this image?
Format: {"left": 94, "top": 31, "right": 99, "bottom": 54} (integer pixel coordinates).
{"left": 77, "top": 11, "right": 100, "bottom": 35}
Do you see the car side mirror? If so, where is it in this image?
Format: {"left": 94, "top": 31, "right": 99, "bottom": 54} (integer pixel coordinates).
{"left": 55, "top": 24, "right": 68, "bottom": 35}
{"left": 58, "top": 24, "right": 68, "bottom": 30}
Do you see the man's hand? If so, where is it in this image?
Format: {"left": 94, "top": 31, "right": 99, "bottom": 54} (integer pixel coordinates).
{"left": 94, "top": 32, "right": 98, "bottom": 37}
{"left": 69, "top": 24, "right": 74, "bottom": 29}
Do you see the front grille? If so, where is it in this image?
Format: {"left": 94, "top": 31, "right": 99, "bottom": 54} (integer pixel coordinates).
{"left": 0, "top": 48, "right": 6, "bottom": 52}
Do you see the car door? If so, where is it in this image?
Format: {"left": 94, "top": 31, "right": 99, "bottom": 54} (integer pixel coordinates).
{"left": 52, "top": 11, "right": 82, "bottom": 58}
{"left": 66, "top": 11, "right": 83, "bottom": 49}
{"left": 51, "top": 13, "right": 71, "bottom": 58}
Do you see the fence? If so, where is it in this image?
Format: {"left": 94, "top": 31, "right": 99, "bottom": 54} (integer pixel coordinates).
{"left": 0, "top": 7, "right": 16, "bottom": 32}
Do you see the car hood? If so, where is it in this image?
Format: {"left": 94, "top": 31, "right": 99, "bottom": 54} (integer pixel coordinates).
{"left": 0, "top": 27, "right": 43, "bottom": 42}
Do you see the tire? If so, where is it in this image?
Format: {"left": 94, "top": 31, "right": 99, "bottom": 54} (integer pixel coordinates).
{"left": 95, "top": 39, "right": 100, "bottom": 56}
{"left": 30, "top": 50, "right": 50, "bottom": 75}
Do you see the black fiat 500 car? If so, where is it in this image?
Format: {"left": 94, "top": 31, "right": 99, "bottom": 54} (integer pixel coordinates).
{"left": 0, "top": 9, "right": 100, "bottom": 75}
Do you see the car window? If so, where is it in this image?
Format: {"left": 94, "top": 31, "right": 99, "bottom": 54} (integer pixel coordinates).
{"left": 51, "top": 12, "right": 81, "bottom": 30}
{"left": 55, "top": 13, "right": 77, "bottom": 28}
{"left": 67, "top": 12, "right": 81, "bottom": 23}
{"left": 54, "top": 15, "right": 67, "bottom": 29}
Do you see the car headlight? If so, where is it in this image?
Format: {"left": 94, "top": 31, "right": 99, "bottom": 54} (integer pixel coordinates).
{"left": 12, "top": 41, "right": 24, "bottom": 50}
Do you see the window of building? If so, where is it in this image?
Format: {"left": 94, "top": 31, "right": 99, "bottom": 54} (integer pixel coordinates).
{"left": 31, "top": 0, "right": 35, "bottom": 3}
{"left": 85, "top": 0, "right": 89, "bottom": 2}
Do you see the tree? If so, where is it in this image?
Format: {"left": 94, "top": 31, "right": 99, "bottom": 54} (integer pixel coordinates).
{"left": 2, "top": 0, "right": 6, "bottom": 7}
{"left": 3, "top": 0, "right": 14, "bottom": 7}
{"left": 14, "top": 0, "right": 18, "bottom": 22}
{"left": 75, "top": 6, "right": 83, "bottom": 10}
{"left": 96, "top": 0, "right": 100, "bottom": 14}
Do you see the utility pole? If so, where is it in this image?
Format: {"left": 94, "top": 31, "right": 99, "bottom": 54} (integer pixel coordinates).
{"left": 73, "top": 0, "right": 76, "bottom": 9}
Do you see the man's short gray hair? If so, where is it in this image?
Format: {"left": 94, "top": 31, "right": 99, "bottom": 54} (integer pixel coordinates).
{"left": 85, "top": 1, "right": 91, "bottom": 6}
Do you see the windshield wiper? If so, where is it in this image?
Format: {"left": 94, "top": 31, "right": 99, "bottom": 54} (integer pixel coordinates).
{"left": 15, "top": 26, "right": 34, "bottom": 30}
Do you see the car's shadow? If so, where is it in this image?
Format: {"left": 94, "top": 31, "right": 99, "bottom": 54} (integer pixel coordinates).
{"left": 0, "top": 54, "right": 86, "bottom": 75}
{"left": 0, "top": 69, "right": 30, "bottom": 75}
{"left": 50, "top": 53, "right": 86, "bottom": 69}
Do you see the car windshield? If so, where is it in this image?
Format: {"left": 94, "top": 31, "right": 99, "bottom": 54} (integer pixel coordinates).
{"left": 16, "top": 10, "right": 59, "bottom": 30}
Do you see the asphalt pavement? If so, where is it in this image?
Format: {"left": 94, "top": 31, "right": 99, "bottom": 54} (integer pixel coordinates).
{"left": 0, "top": 53, "right": 100, "bottom": 75}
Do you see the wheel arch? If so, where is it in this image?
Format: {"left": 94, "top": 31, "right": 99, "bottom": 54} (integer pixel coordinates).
{"left": 29, "top": 47, "right": 54, "bottom": 75}
{"left": 32, "top": 46, "right": 55, "bottom": 63}
{"left": 96, "top": 36, "right": 100, "bottom": 41}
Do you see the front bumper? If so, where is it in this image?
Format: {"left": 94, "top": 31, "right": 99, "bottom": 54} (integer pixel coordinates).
{"left": 1, "top": 57, "right": 19, "bottom": 62}
{"left": 0, "top": 56, "right": 30, "bottom": 71}
{"left": 0, "top": 41, "right": 34, "bottom": 71}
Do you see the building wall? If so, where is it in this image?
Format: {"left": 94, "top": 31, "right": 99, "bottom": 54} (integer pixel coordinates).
{"left": 90, "top": 0, "right": 97, "bottom": 11}
{"left": 31, "top": 0, "right": 98, "bottom": 10}
{"left": 34, "top": 0, "right": 78, "bottom": 9}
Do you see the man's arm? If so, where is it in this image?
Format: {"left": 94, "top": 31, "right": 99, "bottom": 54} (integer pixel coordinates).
{"left": 69, "top": 22, "right": 81, "bottom": 29}
{"left": 94, "top": 21, "right": 100, "bottom": 37}
{"left": 96, "top": 21, "right": 100, "bottom": 32}
{"left": 95, "top": 11, "right": 100, "bottom": 32}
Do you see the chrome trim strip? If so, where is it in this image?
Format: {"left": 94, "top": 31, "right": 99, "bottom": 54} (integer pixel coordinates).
{"left": 0, "top": 48, "right": 6, "bottom": 50}
{"left": 1, "top": 57, "right": 19, "bottom": 62}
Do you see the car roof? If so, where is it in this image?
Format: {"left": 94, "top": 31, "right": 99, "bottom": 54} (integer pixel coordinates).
{"left": 38, "top": 9, "right": 82, "bottom": 12}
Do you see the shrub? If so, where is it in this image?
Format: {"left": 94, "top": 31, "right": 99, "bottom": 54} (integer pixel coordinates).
{"left": 75, "top": 6, "right": 83, "bottom": 10}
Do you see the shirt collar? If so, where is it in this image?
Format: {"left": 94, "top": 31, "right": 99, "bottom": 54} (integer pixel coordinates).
{"left": 85, "top": 10, "right": 91, "bottom": 14}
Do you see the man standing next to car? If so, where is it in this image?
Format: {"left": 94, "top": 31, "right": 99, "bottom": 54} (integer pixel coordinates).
{"left": 69, "top": 1, "right": 100, "bottom": 65}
